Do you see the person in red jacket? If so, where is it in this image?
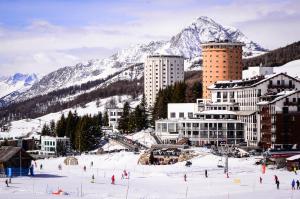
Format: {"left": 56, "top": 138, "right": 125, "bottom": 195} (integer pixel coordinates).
{"left": 111, "top": 175, "right": 115, "bottom": 184}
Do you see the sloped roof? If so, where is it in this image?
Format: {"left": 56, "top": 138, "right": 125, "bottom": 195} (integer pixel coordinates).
{"left": 287, "top": 155, "right": 300, "bottom": 161}
{"left": 0, "top": 146, "right": 33, "bottom": 162}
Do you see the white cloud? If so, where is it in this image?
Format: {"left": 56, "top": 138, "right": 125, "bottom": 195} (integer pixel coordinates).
{"left": 0, "top": 0, "right": 299, "bottom": 76}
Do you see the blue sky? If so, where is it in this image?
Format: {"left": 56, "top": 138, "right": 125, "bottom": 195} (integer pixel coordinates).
{"left": 0, "top": 0, "right": 299, "bottom": 75}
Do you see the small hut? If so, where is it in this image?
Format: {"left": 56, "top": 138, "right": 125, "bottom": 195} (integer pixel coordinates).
{"left": 64, "top": 157, "right": 78, "bottom": 165}
{"left": 286, "top": 155, "right": 300, "bottom": 171}
{"left": 0, "top": 146, "right": 34, "bottom": 177}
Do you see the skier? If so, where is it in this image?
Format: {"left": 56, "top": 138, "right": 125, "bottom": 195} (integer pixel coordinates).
{"left": 276, "top": 180, "right": 280, "bottom": 190}
{"left": 58, "top": 164, "right": 62, "bottom": 170}
{"left": 123, "top": 170, "right": 128, "bottom": 179}
{"left": 205, "top": 170, "right": 208, "bottom": 178}
{"left": 296, "top": 180, "right": 300, "bottom": 190}
{"left": 90, "top": 161, "right": 94, "bottom": 168}
{"left": 259, "top": 176, "right": 262, "bottom": 184}
{"left": 5, "top": 179, "right": 8, "bottom": 187}
{"left": 91, "top": 174, "right": 95, "bottom": 183}
{"left": 274, "top": 175, "right": 278, "bottom": 184}
{"left": 34, "top": 161, "right": 37, "bottom": 168}
{"left": 292, "top": 179, "right": 296, "bottom": 190}
{"left": 111, "top": 175, "right": 115, "bottom": 184}
{"left": 40, "top": 164, "right": 43, "bottom": 170}
{"left": 184, "top": 174, "right": 187, "bottom": 182}
{"left": 83, "top": 165, "right": 86, "bottom": 172}
{"left": 294, "top": 167, "right": 297, "bottom": 175}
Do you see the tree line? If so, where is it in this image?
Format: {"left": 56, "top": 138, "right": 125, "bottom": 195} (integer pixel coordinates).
{"left": 243, "top": 41, "right": 300, "bottom": 68}
{"left": 151, "top": 81, "right": 202, "bottom": 124}
{"left": 116, "top": 94, "right": 149, "bottom": 134}
{"left": 41, "top": 111, "right": 108, "bottom": 152}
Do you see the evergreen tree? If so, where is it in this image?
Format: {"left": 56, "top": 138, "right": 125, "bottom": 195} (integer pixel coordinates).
{"left": 192, "top": 82, "right": 202, "bottom": 100}
{"left": 97, "top": 112, "right": 103, "bottom": 127}
{"left": 139, "top": 94, "right": 149, "bottom": 129}
{"left": 103, "top": 111, "right": 109, "bottom": 126}
{"left": 49, "top": 120, "right": 56, "bottom": 136}
{"left": 118, "top": 102, "right": 131, "bottom": 134}
{"left": 75, "top": 116, "right": 102, "bottom": 152}
{"left": 134, "top": 105, "right": 143, "bottom": 132}
{"left": 172, "top": 82, "right": 186, "bottom": 103}
{"left": 41, "top": 124, "right": 51, "bottom": 136}
{"left": 56, "top": 114, "right": 67, "bottom": 137}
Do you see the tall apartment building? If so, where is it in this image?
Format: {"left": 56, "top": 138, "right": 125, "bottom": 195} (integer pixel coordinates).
{"left": 144, "top": 55, "right": 184, "bottom": 108}
{"left": 202, "top": 41, "right": 244, "bottom": 99}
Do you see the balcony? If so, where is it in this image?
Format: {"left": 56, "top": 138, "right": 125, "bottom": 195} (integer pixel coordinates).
{"left": 284, "top": 101, "right": 300, "bottom": 106}
{"left": 268, "top": 84, "right": 295, "bottom": 89}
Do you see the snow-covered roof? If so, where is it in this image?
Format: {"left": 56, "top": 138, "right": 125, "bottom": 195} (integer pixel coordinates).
{"left": 257, "top": 90, "right": 300, "bottom": 105}
{"left": 209, "top": 73, "right": 299, "bottom": 90}
{"left": 287, "top": 155, "right": 300, "bottom": 161}
{"left": 199, "top": 110, "right": 236, "bottom": 115}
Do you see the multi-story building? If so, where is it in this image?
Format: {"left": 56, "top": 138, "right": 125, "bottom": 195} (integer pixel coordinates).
{"left": 155, "top": 100, "right": 245, "bottom": 146}
{"left": 208, "top": 73, "right": 300, "bottom": 146}
{"left": 107, "top": 107, "right": 123, "bottom": 130}
{"left": 155, "top": 72, "right": 300, "bottom": 147}
{"left": 258, "top": 90, "right": 300, "bottom": 148}
{"left": 40, "top": 136, "right": 70, "bottom": 156}
{"left": 202, "top": 41, "right": 244, "bottom": 99}
{"left": 144, "top": 55, "right": 184, "bottom": 108}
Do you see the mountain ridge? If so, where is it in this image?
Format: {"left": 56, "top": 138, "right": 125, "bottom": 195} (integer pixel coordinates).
{"left": 0, "top": 16, "right": 266, "bottom": 106}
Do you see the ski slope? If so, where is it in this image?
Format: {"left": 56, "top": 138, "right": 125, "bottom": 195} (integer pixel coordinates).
{"left": 1, "top": 151, "right": 300, "bottom": 199}
{"left": 0, "top": 95, "right": 141, "bottom": 139}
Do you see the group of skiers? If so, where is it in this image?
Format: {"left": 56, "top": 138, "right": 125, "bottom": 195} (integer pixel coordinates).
{"left": 258, "top": 175, "right": 300, "bottom": 190}
{"left": 110, "top": 170, "right": 130, "bottom": 185}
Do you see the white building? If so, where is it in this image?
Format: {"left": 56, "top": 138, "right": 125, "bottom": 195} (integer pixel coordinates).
{"left": 144, "top": 55, "right": 184, "bottom": 108}
{"left": 107, "top": 107, "right": 123, "bottom": 130}
{"left": 168, "top": 103, "right": 197, "bottom": 119}
{"left": 40, "top": 136, "right": 70, "bottom": 156}
{"left": 243, "top": 65, "right": 274, "bottom": 79}
{"left": 208, "top": 73, "right": 300, "bottom": 146}
{"left": 156, "top": 99, "right": 245, "bottom": 146}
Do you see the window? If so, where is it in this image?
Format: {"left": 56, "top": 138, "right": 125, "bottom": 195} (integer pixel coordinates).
{"left": 277, "top": 80, "right": 280, "bottom": 85}
{"left": 179, "top": 112, "right": 184, "bottom": 118}
{"left": 170, "top": 112, "right": 176, "bottom": 118}
{"left": 188, "top": 112, "right": 193, "bottom": 118}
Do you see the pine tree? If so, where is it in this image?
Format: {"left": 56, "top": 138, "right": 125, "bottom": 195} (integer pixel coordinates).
{"left": 103, "top": 111, "right": 109, "bottom": 126}
{"left": 140, "top": 94, "right": 149, "bottom": 129}
{"left": 56, "top": 114, "right": 67, "bottom": 137}
{"left": 118, "top": 102, "right": 131, "bottom": 134}
{"left": 192, "top": 82, "right": 202, "bottom": 100}
{"left": 41, "top": 124, "right": 51, "bottom": 136}
{"left": 49, "top": 120, "right": 56, "bottom": 136}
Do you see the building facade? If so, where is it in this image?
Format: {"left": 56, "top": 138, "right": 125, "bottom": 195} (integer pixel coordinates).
{"left": 40, "top": 136, "right": 70, "bottom": 156}
{"left": 156, "top": 98, "right": 245, "bottom": 146}
{"left": 258, "top": 90, "right": 300, "bottom": 148}
{"left": 202, "top": 41, "right": 244, "bottom": 99}
{"left": 144, "top": 55, "right": 184, "bottom": 108}
{"left": 208, "top": 73, "right": 300, "bottom": 146}
{"left": 107, "top": 107, "right": 123, "bottom": 130}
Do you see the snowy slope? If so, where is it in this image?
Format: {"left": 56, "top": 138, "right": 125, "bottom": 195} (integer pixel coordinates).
{"left": 274, "top": 59, "right": 300, "bottom": 78}
{"left": 1, "top": 151, "right": 300, "bottom": 199}
{"left": 0, "top": 95, "right": 141, "bottom": 139}
{"left": 2, "top": 16, "right": 266, "bottom": 105}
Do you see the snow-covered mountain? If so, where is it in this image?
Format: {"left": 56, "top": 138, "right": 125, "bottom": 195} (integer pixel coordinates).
{"left": 1, "top": 16, "right": 266, "bottom": 105}
{"left": 0, "top": 73, "right": 38, "bottom": 106}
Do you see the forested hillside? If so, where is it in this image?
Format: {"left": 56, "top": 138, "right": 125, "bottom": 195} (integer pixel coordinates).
{"left": 243, "top": 41, "right": 300, "bottom": 68}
